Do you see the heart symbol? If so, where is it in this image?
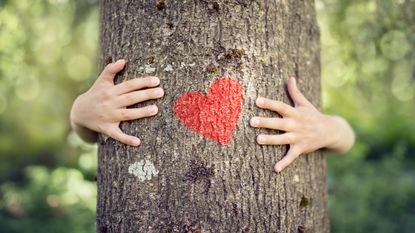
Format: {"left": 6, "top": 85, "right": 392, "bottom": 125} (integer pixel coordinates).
{"left": 174, "top": 77, "right": 243, "bottom": 144}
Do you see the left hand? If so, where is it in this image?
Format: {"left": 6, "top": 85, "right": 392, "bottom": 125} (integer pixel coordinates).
{"left": 250, "top": 77, "right": 340, "bottom": 173}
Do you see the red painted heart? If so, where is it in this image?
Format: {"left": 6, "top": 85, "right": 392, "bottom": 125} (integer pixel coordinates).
{"left": 174, "top": 77, "right": 243, "bottom": 144}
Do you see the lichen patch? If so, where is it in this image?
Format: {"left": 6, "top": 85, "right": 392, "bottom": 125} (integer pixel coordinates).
{"left": 293, "top": 174, "right": 300, "bottom": 183}
{"left": 128, "top": 159, "right": 159, "bottom": 182}
{"left": 163, "top": 64, "right": 173, "bottom": 72}
{"left": 144, "top": 64, "right": 156, "bottom": 74}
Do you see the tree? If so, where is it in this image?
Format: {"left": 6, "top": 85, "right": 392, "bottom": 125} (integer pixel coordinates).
{"left": 97, "top": 1, "right": 328, "bottom": 232}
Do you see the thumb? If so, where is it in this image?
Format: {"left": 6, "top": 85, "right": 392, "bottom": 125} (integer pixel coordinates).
{"left": 287, "top": 77, "right": 311, "bottom": 107}
{"left": 106, "top": 126, "right": 141, "bottom": 147}
{"left": 98, "top": 59, "right": 126, "bottom": 83}
{"left": 274, "top": 145, "right": 301, "bottom": 173}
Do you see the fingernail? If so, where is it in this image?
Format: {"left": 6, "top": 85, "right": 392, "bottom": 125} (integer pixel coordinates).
{"left": 116, "top": 59, "right": 125, "bottom": 64}
{"left": 151, "top": 77, "right": 160, "bottom": 85}
{"left": 257, "top": 135, "right": 265, "bottom": 144}
{"left": 256, "top": 97, "right": 265, "bottom": 106}
{"left": 274, "top": 165, "right": 281, "bottom": 173}
{"left": 250, "top": 117, "right": 259, "bottom": 126}
{"left": 155, "top": 88, "right": 164, "bottom": 97}
{"left": 133, "top": 138, "right": 141, "bottom": 146}
{"left": 291, "top": 77, "right": 296, "bottom": 84}
{"left": 148, "top": 105, "right": 158, "bottom": 114}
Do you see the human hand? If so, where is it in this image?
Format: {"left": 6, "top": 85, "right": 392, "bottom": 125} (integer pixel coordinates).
{"left": 250, "top": 77, "right": 354, "bottom": 173}
{"left": 70, "top": 59, "right": 164, "bottom": 146}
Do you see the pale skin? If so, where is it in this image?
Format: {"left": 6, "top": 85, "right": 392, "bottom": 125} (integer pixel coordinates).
{"left": 70, "top": 59, "right": 164, "bottom": 146}
{"left": 250, "top": 77, "right": 355, "bottom": 173}
{"left": 70, "top": 59, "right": 355, "bottom": 173}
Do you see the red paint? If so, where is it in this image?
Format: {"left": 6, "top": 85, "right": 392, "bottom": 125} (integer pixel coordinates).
{"left": 174, "top": 77, "right": 243, "bottom": 145}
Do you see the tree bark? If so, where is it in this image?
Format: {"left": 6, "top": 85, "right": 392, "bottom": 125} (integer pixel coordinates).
{"left": 97, "top": 1, "right": 328, "bottom": 232}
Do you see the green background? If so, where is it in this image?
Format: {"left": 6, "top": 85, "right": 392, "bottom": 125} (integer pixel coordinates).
{"left": 0, "top": 0, "right": 414, "bottom": 232}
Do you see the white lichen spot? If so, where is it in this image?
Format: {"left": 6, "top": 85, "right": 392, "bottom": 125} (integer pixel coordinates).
{"left": 163, "top": 28, "right": 174, "bottom": 37}
{"left": 163, "top": 64, "right": 173, "bottom": 72}
{"left": 128, "top": 159, "right": 159, "bottom": 182}
{"left": 144, "top": 64, "right": 156, "bottom": 74}
{"left": 179, "top": 62, "right": 196, "bottom": 69}
{"left": 293, "top": 174, "right": 300, "bottom": 183}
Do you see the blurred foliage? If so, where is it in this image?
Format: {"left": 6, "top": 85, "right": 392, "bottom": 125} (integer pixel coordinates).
{"left": 0, "top": 0, "right": 414, "bottom": 232}
{"left": 0, "top": 0, "right": 98, "bottom": 232}
{"left": 317, "top": 0, "right": 415, "bottom": 232}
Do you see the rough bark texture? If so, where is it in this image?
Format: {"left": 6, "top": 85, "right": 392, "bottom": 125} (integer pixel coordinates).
{"left": 97, "top": 1, "right": 328, "bottom": 232}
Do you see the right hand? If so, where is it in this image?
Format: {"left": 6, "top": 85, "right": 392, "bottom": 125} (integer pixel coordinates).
{"left": 70, "top": 59, "right": 164, "bottom": 146}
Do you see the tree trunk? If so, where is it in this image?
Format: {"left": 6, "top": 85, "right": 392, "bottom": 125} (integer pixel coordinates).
{"left": 97, "top": 1, "right": 328, "bottom": 232}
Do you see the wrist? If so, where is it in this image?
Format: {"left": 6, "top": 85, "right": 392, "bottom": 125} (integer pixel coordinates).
{"left": 70, "top": 95, "right": 99, "bottom": 143}
{"left": 322, "top": 114, "right": 343, "bottom": 151}
{"left": 70, "top": 95, "right": 82, "bottom": 127}
{"left": 324, "top": 115, "right": 354, "bottom": 154}
{"left": 71, "top": 120, "right": 99, "bottom": 143}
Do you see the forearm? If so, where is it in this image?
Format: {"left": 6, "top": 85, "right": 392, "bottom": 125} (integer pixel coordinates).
{"left": 70, "top": 95, "right": 99, "bottom": 144}
{"left": 70, "top": 120, "right": 99, "bottom": 143}
{"left": 325, "top": 115, "right": 355, "bottom": 154}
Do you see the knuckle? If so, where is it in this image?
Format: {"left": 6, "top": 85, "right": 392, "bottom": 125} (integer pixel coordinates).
{"left": 124, "top": 93, "right": 134, "bottom": 102}
{"left": 119, "top": 109, "right": 130, "bottom": 120}
{"left": 125, "top": 80, "right": 135, "bottom": 89}
{"left": 286, "top": 134, "right": 296, "bottom": 144}
{"left": 100, "top": 90, "right": 112, "bottom": 99}
{"left": 285, "top": 119, "right": 297, "bottom": 131}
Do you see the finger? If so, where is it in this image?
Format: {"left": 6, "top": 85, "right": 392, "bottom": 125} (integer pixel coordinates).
{"left": 99, "top": 59, "right": 126, "bottom": 82}
{"left": 106, "top": 127, "right": 141, "bottom": 146}
{"left": 287, "top": 77, "right": 311, "bottom": 107}
{"left": 116, "top": 105, "right": 159, "bottom": 121}
{"left": 114, "top": 76, "right": 160, "bottom": 95}
{"left": 250, "top": 117, "right": 294, "bottom": 132}
{"left": 256, "top": 133, "right": 296, "bottom": 145}
{"left": 256, "top": 97, "right": 297, "bottom": 117}
{"left": 116, "top": 87, "right": 164, "bottom": 107}
{"left": 274, "top": 146, "right": 301, "bottom": 173}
